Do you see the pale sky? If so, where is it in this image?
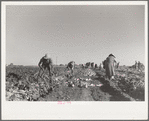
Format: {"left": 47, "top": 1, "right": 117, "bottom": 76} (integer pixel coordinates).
{"left": 6, "top": 5, "right": 145, "bottom": 66}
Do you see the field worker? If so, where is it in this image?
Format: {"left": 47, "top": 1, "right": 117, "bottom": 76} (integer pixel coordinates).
{"left": 91, "top": 62, "right": 94, "bottom": 68}
{"left": 95, "top": 64, "right": 98, "bottom": 68}
{"left": 38, "top": 54, "right": 53, "bottom": 79}
{"left": 85, "top": 62, "right": 90, "bottom": 68}
{"left": 135, "top": 61, "right": 138, "bottom": 70}
{"left": 99, "top": 63, "right": 102, "bottom": 70}
{"left": 66, "top": 61, "right": 75, "bottom": 75}
{"left": 138, "top": 61, "right": 141, "bottom": 72}
{"left": 105, "top": 54, "right": 117, "bottom": 81}
{"left": 82, "top": 64, "right": 85, "bottom": 69}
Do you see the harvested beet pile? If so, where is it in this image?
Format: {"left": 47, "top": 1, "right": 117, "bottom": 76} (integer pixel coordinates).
{"left": 78, "top": 68, "right": 96, "bottom": 76}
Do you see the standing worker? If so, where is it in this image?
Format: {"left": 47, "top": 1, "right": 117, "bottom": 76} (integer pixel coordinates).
{"left": 95, "top": 64, "right": 98, "bottom": 68}
{"left": 105, "top": 54, "right": 117, "bottom": 81}
{"left": 99, "top": 63, "right": 102, "bottom": 70}
{"left": 135, "top": 61, "right": 138, "bottom": 70}
{"left": 138, "top": 61, "right": 141, "bottom": 72}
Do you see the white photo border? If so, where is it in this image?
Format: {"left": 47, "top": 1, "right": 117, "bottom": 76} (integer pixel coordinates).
{"left": 1, "top": 1, "right": 148, "bottom": 120}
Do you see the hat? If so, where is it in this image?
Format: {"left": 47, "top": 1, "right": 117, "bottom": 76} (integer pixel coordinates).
{"left": 109, "top": 54, "right": 116, "bottom": 58}
{"left": 44, "top": 53, "right": 50, "bottom": 59}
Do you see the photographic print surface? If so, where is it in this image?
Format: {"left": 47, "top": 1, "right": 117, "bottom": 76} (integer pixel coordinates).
{"left": 2, "top": 1, "right": 148, "bottom": 120}
{"left": 6, "top": 4, "right": 145, "bottom": 101}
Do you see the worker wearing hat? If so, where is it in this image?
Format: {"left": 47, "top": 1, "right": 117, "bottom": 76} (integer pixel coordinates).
{"left": 66, "top": 61, "right": 75, "bottom": 75}
{"left": 105, "top": 54, "right": 117, "bottom": 80}
{"left": 38, "top": 54, "right": 53, "bottom": 89}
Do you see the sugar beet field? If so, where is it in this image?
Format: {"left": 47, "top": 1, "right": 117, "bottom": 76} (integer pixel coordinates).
{"left": 6, "top": 65, "right": 145, "bottom": 101}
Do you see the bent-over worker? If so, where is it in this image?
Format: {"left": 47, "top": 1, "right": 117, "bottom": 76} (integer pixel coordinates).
{"left": 66, "top": 61, "right": 75, "bottom": 75}
{"left": 37, "top": 54, "right": 54, "bottom": 91}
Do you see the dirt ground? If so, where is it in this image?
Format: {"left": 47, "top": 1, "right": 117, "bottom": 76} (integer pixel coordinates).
{"left": 6, "top": 66, "right": 145, "bottom": 101}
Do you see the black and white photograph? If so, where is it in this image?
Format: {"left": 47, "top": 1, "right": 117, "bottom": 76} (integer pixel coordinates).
{"left": 2, "top": 1, "right": 148, "bottom": 120}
